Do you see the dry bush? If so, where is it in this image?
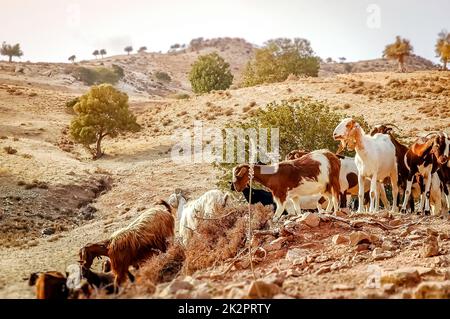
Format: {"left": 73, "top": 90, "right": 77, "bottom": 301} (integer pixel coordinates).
{"left": 182, "top": 204, "right": 273, "bottom": 275}
{"left": 3, "top": 146, "right": 17, "bottom": 154}
{"left": 132, "top": 243, "right": 186, "bottom": 294}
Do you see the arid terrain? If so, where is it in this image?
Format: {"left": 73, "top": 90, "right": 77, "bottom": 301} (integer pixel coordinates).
{"left": 0, "top": 40, "right": 449, "bottom": 298}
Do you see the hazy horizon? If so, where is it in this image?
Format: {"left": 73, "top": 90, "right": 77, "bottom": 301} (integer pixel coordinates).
{"left": 1, "top": 0, "right": 449, "bottom": 64}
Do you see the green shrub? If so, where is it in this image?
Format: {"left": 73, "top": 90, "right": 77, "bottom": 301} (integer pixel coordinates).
{"left": 154, "top": 71, "right": 171, "bottom": 82}
{"left": 215, "top": 98, "right": 368, "bottom": 189}
{"left": 189, "top": 52, "right": 233, "bottom": 93}
{"left": 73, "top": 67, "right": 122, "bottom": 86}
{"left": 242, "top": 38, "right": 320, "bottom": 87}
{"left": 112, "top": 64, "right": 125, "bottom": 79}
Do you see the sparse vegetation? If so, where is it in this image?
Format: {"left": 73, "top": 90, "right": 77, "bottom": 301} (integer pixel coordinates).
{"left": 1, "top": 42, "right": 23, "bottom": 62}
{"left": 100, "top": 49, "right": 107, "bottom": 59}
{"left": 138, "top": 46, "right": 147, "bottom": 53}
{"left": 68, "top": 55, "right": 76, "bottom": 63}
{"left": 69, "top": 84, "right": 140, "bottom": 159}
{"left": 383, "top": 36, "right": 414, "bottom": 72}
{"left": 171, "top": 93, "right": 190, "bottom": 100}
{"left": 242, "top": 38, "right": 320, "bottom": 87}
{"left": 124, "top": 46, "right": 133, "bottom": 55}
{"left": 154, "top": 71, "right": 172, "bottom": 82}
{"left": 92, "top": 50, "right": 100, "bottom": 59}
{"left": 72, "top": 66, "right": 124, "bottom": 85}
{"left": 3, "top": 146, "right": 17, "bottom": 155}
{"left": 189, "top": 52, "right": 233, "bottom": 93}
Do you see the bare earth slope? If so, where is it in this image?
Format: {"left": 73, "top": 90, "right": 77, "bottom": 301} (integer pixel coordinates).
{"left": 0, "top": 68, "right": 449, "bottom": 298}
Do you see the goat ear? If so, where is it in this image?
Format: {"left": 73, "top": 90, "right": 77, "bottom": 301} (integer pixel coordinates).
{"left": 236, "top": 166, "right": 247, "bottom": 178}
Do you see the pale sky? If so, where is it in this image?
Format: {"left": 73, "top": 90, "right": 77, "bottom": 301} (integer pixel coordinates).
{"left": 1, "top": 0, "right": 449, "bottom": 63}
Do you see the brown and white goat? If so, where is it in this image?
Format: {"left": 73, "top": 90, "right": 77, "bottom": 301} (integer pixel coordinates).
{"left": 431, "top": 132, "right": 450, "bottom": 213}
{"left": 232, "top": 149, "right": 341, "bottom": 221}
{"left": 79, "top": 200, "right": 176, "bottom": 291}
{"left": 401, "top": 134, "right": 443, "bottom": 215}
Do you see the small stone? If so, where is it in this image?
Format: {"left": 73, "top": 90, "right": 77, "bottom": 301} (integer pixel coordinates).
{"left": 407, "top": 234, "right": 422, "bottom": 241}
{"left": 285, "top": 269, "right": 302, "bottom": 277}
{"left": 330, "top": 260, "right": 348, "bottom": 271}
{"left": 247, "top": 280, "right": 281, "bottom": 299}
{"left": 314, "top": 266, "right": 331, "bottom": 275}
{"left": 332, "top": 284, "right": 355, "bottom": 291}
{"left": 413, "top": 281, "right": 450, "bottom": 299}
{"left": 315, "top": 255, "right": 330, "bottom": 263}
{"left": 372, "top": 248, "right": 393, "bottom": 260}
{"left": 381, "top": 268, "right": 421, "bottom": 287}
{"left": 41, "top": 227, "right": 55, "bottom": 236}
{"left": 389, "top": 219, "right": 403, "bottom": 227}
{"left": 421, "top": 237, "right": 439, "bottom": 258}
{"left": 355, "top": 243, "right": 370, "bottom": 252}
{"left": 263, "top": 237, "right": 287, "bottom": 252}
{"left": 381, "top": 241, "right": 397, "bottom": 251}
{"left": 370, "top": 234, "right": 380, "bottom": 243}
{"left": 164, "top": 280, "right": 194, "bottom": 294}
{"left": 332, "top": 234, "right": 349, "bottom": 245}
{"left": 227, "top": 287, "right": 246, "bottom": 299}
{"left": 349, "top": 231, "right": 372, "bottom": 246}
{"left": 299, "top": 212, "right": 320, "bottom": 228}
{"left": 292, "top": 257, "right": 307, "bottom": 267}
{"left": 285, "top": 248, "right": 306, "bottom": 262}
{"left": 273, "top": 294, "right": 294, "bottom": 299}
{"left": 335, "top": 210, "right": 348, "bottom": 218}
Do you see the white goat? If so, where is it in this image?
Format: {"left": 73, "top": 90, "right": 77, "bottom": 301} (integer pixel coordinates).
{"left": 339, "top": 155, "right": 390, "bottom": 209}
{"left": 170, "top": 189, "right": 229, "bottom": 246}
{"left": 333, "top": 118, "right": 399, "bottom": 213}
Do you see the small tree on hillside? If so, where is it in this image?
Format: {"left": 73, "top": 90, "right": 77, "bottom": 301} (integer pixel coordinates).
{"left": 435, "top": 29, "right": 450, "bottom": 70}
{"left": 92, "top": 50, "right": 100, "bottom": 59}
{"left": 124, "top": 46, "right": 133, "bottom": 55}
{"left": 1, "top": 42, "right": 23, "bottom": 62}
{"left": 68, "top": 55, "right": 76, "bottom": 63}
{"left": 70, "top": 84, "right": 140, "bottom": 159}
{"left": 100, "top": 49, "right": 107, "bottom": 59}
{"left": 138, "top": 46, "right": 147, "bottom": 53}
{"left": 242, "top": 38, "right": 320, "bottom": 87}
{"left": 189, "top": 52, "right": 233, "bottom": 93}
{"left": 383, "top": 36, "right": 413, "bottom": 72}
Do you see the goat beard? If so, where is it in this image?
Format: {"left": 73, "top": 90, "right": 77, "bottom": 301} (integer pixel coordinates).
{"left": 340, "top": 139, "right": 356, "bottom": 151}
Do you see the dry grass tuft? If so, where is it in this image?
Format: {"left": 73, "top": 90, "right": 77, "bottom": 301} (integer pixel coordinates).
{"left": 132, "top": 243, "right": 186, "bottom": 294}
{"left": 182, "top": 204, "right": 273, "bottom": 275}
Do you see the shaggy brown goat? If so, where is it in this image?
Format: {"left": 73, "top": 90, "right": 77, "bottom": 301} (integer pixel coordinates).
{"left": 79, "top": 200, "right": 176, "bottom": 291}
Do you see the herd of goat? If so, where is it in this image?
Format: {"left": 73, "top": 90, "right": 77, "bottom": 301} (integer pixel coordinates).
{"left": 28, "top": 118, "right": 449, "bottom": 299}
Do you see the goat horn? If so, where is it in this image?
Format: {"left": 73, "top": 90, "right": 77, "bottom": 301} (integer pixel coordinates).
{"left": 383, "top": 123, "right": 401, "bottom": 130}
{"left": 424, "top": 132, "right": 439, "bottom": 138}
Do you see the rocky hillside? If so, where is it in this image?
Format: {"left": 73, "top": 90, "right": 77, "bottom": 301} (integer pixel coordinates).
{"left": 0, "top": 38, "right": 255, "bottom": 98}
{"left": 320, "top": 55, "right": 437, "bottom": 77}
